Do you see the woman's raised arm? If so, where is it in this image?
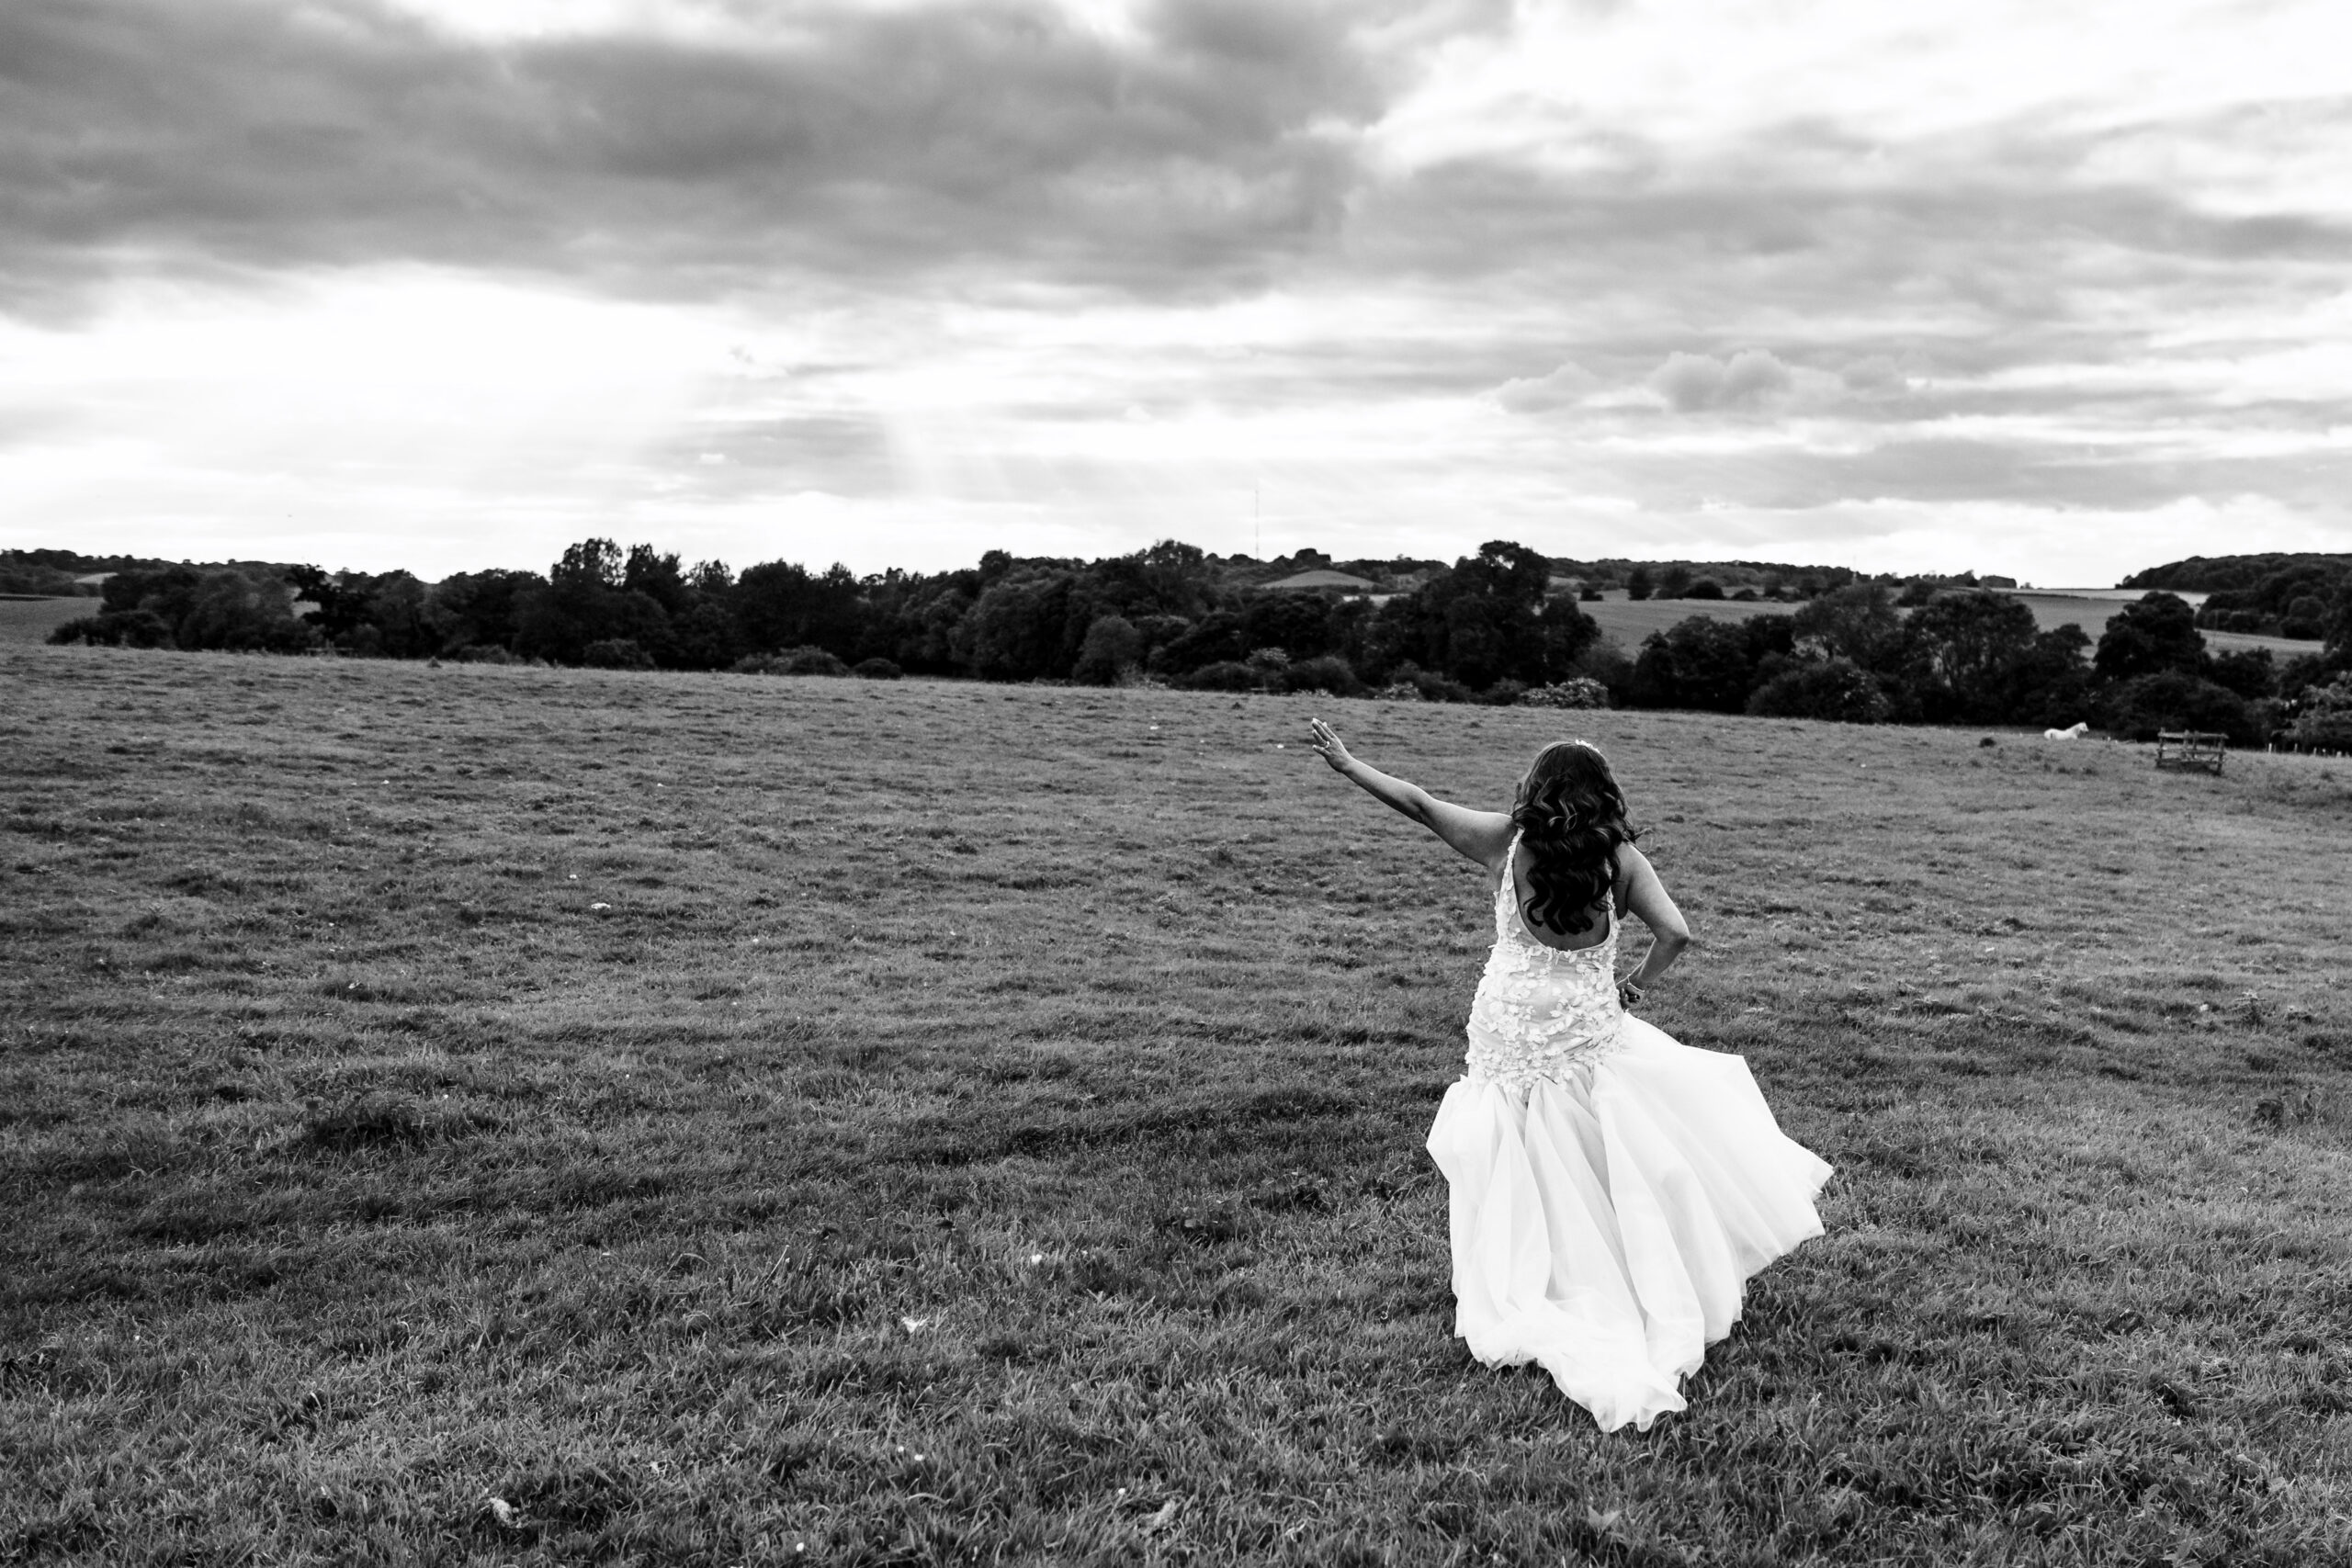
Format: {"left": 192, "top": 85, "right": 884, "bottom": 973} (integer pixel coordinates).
{"left": 1306, "top": 718, "right": 1512, "bottom": 868}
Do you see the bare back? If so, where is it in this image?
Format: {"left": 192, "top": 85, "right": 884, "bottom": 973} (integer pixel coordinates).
{"left": 1494, "top": 837, "right": 1626, "bottom": 954}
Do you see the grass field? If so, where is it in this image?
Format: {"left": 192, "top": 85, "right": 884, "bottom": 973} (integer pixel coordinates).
{"left": 1577, "top": 591, "right": 2308, "bottom": 660}
{"left": 6, "top": 646, "right": 2352, "bottom": 1565}
{"left": 0, "top": 598, "right": 100, "bottom": 645}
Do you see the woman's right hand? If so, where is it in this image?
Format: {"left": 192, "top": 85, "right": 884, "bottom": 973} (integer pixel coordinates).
{"left": 1306, "top": 718, "right": 1354, "bottom": 773}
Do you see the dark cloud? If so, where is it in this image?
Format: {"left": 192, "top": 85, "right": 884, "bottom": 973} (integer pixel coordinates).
{"left": 1348, "top": 110, "right": 2352, "bottom": 356}
{"left": 1600, "top": 436, "right": 2352, "bottom": 515}
{"left": 0, "top": 0, "right": 1405, "bottom": 315}
{"left": 1647, "top": 349, "right": 1793, "bottom": 412}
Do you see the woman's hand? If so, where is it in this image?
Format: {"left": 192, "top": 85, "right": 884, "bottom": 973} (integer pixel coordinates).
{"left": 1306, "top": 718, "right": 1355, "bottom": 773}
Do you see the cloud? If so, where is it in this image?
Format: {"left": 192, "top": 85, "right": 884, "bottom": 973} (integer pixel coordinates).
{"left": 1839, "top": 356, "right": 1910, "bottom": 397}
{"left": 1648, "top": 349, "right": 1794, "bottom": 412}
{"left": 0, "top": 0, "right": 1410, "bottom": 317}
{"left": 662, "top": 413, "right": 900, "bottom": 496}
{"left": 1493, "top": 360, "right": 1599, "bottom": 412}
{"left": 4, "top": 0, "right": 2350, "bottom": 583}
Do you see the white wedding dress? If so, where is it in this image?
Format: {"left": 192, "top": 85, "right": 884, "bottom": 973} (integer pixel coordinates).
{"left": 1424, "top": 835, "right": 1832, "bottom": 1431}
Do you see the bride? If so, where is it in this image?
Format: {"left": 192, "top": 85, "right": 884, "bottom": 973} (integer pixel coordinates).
{"left": 1306, "top": 722, "right": 1831, "bottom": 1432}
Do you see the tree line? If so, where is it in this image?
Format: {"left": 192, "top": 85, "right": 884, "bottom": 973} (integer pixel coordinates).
{"left": 39, "top": 537, "right": 2352, "bottom": 750}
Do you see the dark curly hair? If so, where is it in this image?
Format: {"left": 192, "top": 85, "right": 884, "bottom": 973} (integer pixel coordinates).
{"left": 1510, "top": 739, "right": 1637, "bottom": 936}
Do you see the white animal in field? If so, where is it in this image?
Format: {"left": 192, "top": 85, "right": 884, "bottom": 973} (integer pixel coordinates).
{"left": 2043, "top": 721, "right": 2089, "bottom": 740}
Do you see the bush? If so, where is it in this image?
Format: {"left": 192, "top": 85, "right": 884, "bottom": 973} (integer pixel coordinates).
{"left": 733, "top": 646, "right": 851, "bottom": 676}
{"left": 1687, "top": 579, "right": 1725, "bottom": 601}
{"left": 1373, "top": 682, "right": 1422, "bottom": 702}
{"left": 1279, "top": 655, "right": 1363, "bottom": 697}
{"left": 1744, "top": 658, "right": 1892, "bottom": 724}
{"left": 1566, "top": 640, "right": 1634, "bottom": 706}
{"left": 1482, "top": 679, "right": 1528, "bottom": 706}
{"left": 853, "top": 657, "right": 903, "bottom": 680}
{"left": 1579, "top": 587, "right": 1603, "bottom": 603}
{"left": 2203, "top": 648, "right": 2275, "bottom": 701}
{"left": 49, "top": 610, "right": 174, "bottom": 649}
{"left": 582, "top": 638, "right": 655, "bottom": 671}
{"left": 1389, "top": 663, "right": 1475, "bottom": 704}
{"left": 1517, "top": 678, "right": 1611, "bottom": 710}
{"left": 2289, "top": 676, "right": 2352, "bottom": 752}
{"left": 1072, "top": 615, "right": 1144, "bottom": 685}
{"left": 1180, "top": 660, "right": 1261, "bottom": 693}
{"left": 2100, "top": 671, "right": 2255, "bottom": 743}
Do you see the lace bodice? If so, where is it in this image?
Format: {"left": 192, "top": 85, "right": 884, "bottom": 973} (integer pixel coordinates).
{"left": 1464, "top": 834, "right": 1625, "bottom": 1090}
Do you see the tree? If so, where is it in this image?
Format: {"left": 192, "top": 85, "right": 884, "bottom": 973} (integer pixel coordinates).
{"left": 1148, "top": 611, "right": 1249, "bottom": 677}
{"left": 355, "top": 572, "right": 435, "bottom": 659}
{"left": 2001, "top": 626, "right": 2097, "bottom": 729}
{"left": 1745, "top": 658, "right": 1892, "bottom": 723}
{"left": 97, "top": 564, "right": 315, "bottom": 652}
{"left": 1084, "top": 540, "right": 1221, "bottom": 621}
{"left": 1629, "top": 615, "right": 1791, "bottom": 712}
{"left": 2324, "top": 579, "right": 2352, "bottom": 657}
{"left": 2288, "top": 676, "right": 2352, "bottom": 751}
{"left": 512, "top": 538, "right": 675, "bottom": 665}
{"left": 961, "top": 570, "right": 1077, "bottom": 680}
{"left": 1625, "top": 566, "right": 1654, "bottom": 602}
{"left": 1365, "top": 540, "right": 1583, "bottom": 691}
{"left": 1902, "top": 590, "right": 2041, "bottom": 723}
{"left": 623, "top": 546, "right": 690, "bottom": 615}
{"left": 287, "top": 565, "right": 369, "bottom": 641}
{"left": 428, "top": 570, "right": 539, "bottom": 656}
{"left": 1539, "top": 598, "right": 1602, "bottom": 680}
{"left": 2094, "top": 592, "right": 2203, "bottom": 682}
{"left": 1656, "top": 565, "right": 1693, "bottom": 600}
{"left": 2203, "top": 648, "right": 2277, "bottom": 701}
{"left": 1791, "top": 583, "right": 1905, "bottom": 672}
{"left": 734, "top": 560, "right": 863, "bottom": 656}
{"left": 554, "top": 537, "right": 624, "bottom": 589}
{"left": 1239, "top": 592, "right": 1336, "bottom": 659}
{"left": 1072, "top": 615, "right": 1144, "bottom": 685}
{"left": 2101, "top": 671, "right": 2256, "bottom": 744}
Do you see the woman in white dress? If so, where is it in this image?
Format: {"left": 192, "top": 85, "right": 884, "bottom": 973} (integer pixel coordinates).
{"left": 1306, "top": 723, "right": 1831, "bottom": 1432}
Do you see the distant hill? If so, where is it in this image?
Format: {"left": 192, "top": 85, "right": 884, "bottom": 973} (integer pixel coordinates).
{"left": 2119, "top": 553, "right": 2352, "bottom": 641}
{"left": 0, "top": 548, "right": 287, "bottom": 598}
{"left": 2120, "top": 553, "right": 2352, "bottom": 592}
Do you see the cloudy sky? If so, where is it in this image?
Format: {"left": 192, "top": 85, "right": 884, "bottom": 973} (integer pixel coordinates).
{"left": 4, "top": 0, "right": 2350, "bottom": 585}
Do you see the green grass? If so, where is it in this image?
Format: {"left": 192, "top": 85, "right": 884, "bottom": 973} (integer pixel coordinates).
{"left": 1579, "top": 589, "right": 2307, "bottom": 660}
{"left": 0, "top": 598, "right": 98, "bottom": 645}
{"left": 5, "top": 646, "right": 2352, "bottom": 1566}
{"left": 1579, "top": 595, "right": 1781, "bottom": 645}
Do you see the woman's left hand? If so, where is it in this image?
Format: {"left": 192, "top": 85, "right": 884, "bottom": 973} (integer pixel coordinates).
{"left": 1306, "top": 718, "right": 1354, "bottom": 773}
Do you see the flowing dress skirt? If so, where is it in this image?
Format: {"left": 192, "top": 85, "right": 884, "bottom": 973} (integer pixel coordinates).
{"left": 1424, "top": 1015, "right": 1832, "bottom": 1432}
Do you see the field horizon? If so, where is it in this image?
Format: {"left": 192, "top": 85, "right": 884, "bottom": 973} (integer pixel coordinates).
{"left": 6, "top": 645, "right": 2351, "bottom": 1565}
{"left": 5, "top": 581, "right": 2322, "bottom": 665}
